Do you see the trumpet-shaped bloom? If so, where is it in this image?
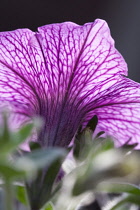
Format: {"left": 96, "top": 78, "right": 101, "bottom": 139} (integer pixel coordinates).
{"left": 0, "top": 19, "right": 140, "bottom": 148}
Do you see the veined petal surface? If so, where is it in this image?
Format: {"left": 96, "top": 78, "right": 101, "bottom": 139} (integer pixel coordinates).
{"left": 0, "top": 19, "right": 137, "bottom": 147}
{"left": 85, "top": 76, "right": 140, "bottom": 148}
{"left": 0, "top": 28, "right": 46, "bottom": 117}
{"left": 37, "top": 19, "right": 127, "bottom": 104}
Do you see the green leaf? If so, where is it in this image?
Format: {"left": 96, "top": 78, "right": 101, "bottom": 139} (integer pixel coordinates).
{"left": 29, "top": 142, "right": 41, "bottom": 151}
{"left": 17, "top": 147, "right": 67, "bottom": 170}
{"left": 12, "top": 122, "right": 34, "bottom": 144}
{"left": 121, "top": 139, "right": 138, "bottom": 150}
{"left": 97, "top": 182, "right": 140, "bottom": 196}
{"left": 42, "top": 202, "right": 54, "bottom": 210}
{"left": 73, "top": 129, "right": 88, "bottom": 159}
{"left": 125, "top": 195, "right": 140, "bottom": 206}
{"left": 109, "top": 194, "right": 140, "bottom": 210}
{"left": 1, "top": 113, "right": 10, "bottom": 143}
{"left": 25, "top": 148, "right": 67, "bottom": 209}
{"left": 73, "top": 128, "right": 94, "bottom": 160}
{"left": 0, "top": 189, "right": 4, "bottom": 210}
{"left": 95, "top": 131, "right": 105, "bottom": 138}
{"left": 0, "top": 162, "right": 25, "bottom": 179}
{"left": 72, "top": 148, "right": 130, "bottom": 196}
{"left": 0, "top": 123, "right": 34, "bottom": 155}
{"left": 99, "top": 138, "right": 114, "bottom": 151}
{"left": 86, "top": 115, "right": 98, "bottom": 132}
{"left": 15, "top": 185, "right": 29, "bottom": 206}
{"left": 38, "top": 159, "right": 63, "bottom": 208}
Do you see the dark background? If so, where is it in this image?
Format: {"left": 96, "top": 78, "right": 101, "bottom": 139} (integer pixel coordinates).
{"left": 1, "top": 0, "right": 140, "bottom": 82}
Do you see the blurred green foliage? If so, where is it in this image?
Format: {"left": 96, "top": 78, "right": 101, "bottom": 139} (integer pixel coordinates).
{"left": 0, "top": 114, "right": 140, "bottom": 210}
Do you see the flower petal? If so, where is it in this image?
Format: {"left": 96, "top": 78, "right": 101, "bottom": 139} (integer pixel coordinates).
{"left": 85, "top": 77, "right": 140, "bottom": 148}
{"left": 0, "top": 20, "right": 129, "bottom": 147}
{"left": 0, "top": 28, "right": 47, "bottom": 123}
{"left": 37, "top": 19, "right": 127, "bottom": 103}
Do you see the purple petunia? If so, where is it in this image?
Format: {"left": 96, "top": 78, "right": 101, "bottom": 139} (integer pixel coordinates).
{"left": 0, "top": 19, "right": 140, "bottom": 148}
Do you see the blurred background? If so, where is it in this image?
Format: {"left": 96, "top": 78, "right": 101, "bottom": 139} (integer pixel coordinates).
{"left": 0, "top": 0, "right": 140, "bottom": 82}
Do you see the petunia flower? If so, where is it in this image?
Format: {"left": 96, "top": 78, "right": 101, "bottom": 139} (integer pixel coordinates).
{"left": 0, "top": 19, "right": 140, "bottom": 148}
